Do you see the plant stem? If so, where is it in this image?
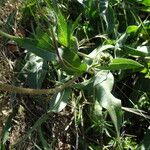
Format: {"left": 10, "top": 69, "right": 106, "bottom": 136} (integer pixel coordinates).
{"left": 49, "top": 26, "right": 66, "bottom": 66}
{"left": 78, "top": 51, "right": 93, "bottom": 59}
{"left": 0, "top": 30, "right": 15, "bottom": 39}
{"left": 0, "top": 75, "right": 79, "bottom": 95}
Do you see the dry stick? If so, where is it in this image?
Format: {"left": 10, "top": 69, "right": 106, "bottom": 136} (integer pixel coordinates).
{"left": 0, "top": 75, "right": 79, "bottom": 95}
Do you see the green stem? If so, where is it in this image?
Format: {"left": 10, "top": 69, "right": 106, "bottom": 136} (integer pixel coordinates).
{"left": 49, "top": 26, "right": 67, "bottom": 68}
{"left": 78, "top": 52, "right": 93, "bottom": 59}
{"left": 0, "top": 30, "right": 16, "bottom": 39}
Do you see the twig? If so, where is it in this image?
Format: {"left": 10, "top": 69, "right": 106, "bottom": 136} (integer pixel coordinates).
{"left": 122, "top": 107, "right": 150, "bottom": 119}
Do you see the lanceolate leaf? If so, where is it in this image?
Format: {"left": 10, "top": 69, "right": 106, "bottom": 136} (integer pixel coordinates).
{"left": 1, "top": 113, "right": 14, "bottom": 145}
{"left": 139, "top": 0, "right": 150, "bottom": 6}
{"left": 123, "top": 45, "right": 150, "bottom": 57}
{"left": 57, "top": 10, "right": 78, "bottom": 50}
{"left": 38, "top": 127, "right": 51, "bottom": 150}
{"left": 14, "top": 37, "right": 56, "bottom": 61}
{"left": 0, "top": 30, "right": 56, "bottom": 61}
{"left": 100, "top": 58, "right": 144, "bottom": 70}
{"left": 57, "top": 10, "right": 70, "bottom": 47}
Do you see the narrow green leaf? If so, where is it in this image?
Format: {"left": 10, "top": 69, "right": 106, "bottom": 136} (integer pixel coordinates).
{"left": 38, "top": 127, "right": 51, "bottom": 150}
{"left": 57, "top": 10, "right": 78, "bottom": 50}
{"left": 1, "top": 113, "right": 14, "bottom": 144}
{"left": 141, "top": 6, "right": 150, "bottom": 12}
{"left": 71, "top": 14, "right": 82, "bottom": 33}
{"left": 57, "top": 10, "right": 70, "bottom": 47}
{"left": 0, "top": 30, "right": 56, "bottom": 61}
{"left": 140, "top": 126, "right": 150, "bottom": 149}
{"left": 14, "top": 37, "right": 56, "bottom": 61}
{"left": 13, "top": 112, "right": 50, "bottom": 148}
{"left": 123, "top": 45, "right": 149, "bottom": 57}
{"left": 100, "top": 58, "right": 144, "bottom": 70}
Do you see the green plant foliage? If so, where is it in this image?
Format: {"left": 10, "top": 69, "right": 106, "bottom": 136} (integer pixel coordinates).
{"left": 49, "top": 88, "right": 71, "bottom": 112}
{"left": 61, "top": 48, "right": 87, "bottom": 74}
{"left": 126, "top": 25, "right": 139, "bottom": 34}
{"left": 57, "top": 10, "right": 71, "bottom": 48}
{"left": 102, "top": 5, "right": 116, "bottom": 35}
{"left": 0, "top": 30, "right": 56, "bottom": 61}
{"left": 0, "top": 113, "right": 14, "bottom": 149}
{"left": 34, "top": 27, "right": 54, "bottom": 52}
{"left": 14, "top": 37, "right": 56, "bottom": 61}
{"left": 100, "top": 58, "right": 144, "bottom": 70}
{"left": 1, "top": 0, "right": 150, "bottom": 149}
{"left": 94, "top": 71, "right": 123, "bottom": 137}
{"left": 12, "top": 112, "right": 50, "bottom": 148}
{"left": 20, "top": 53, "right": 48, "bottom": 89}
{"left": 138, "top": 0, "right": 150, "bottom": 6}
{"left": 140, "top": 126, "right": 150, "bottom": 149}
{"left": 123, "top": 45, "right": 149, "bottom": 57}
{"left": 38, "top": 126, "right": 51, "bottom": 150}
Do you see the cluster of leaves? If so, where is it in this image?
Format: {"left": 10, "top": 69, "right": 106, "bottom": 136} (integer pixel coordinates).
{"left": 0, "top": 0, "right": 150, "bottom": 149}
